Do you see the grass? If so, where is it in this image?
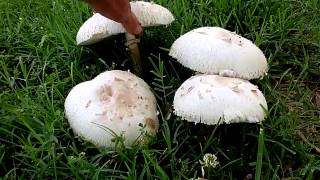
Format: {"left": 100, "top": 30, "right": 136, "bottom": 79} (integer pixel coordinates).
{"left": 0, "top": 0, "right": 319, "bottom": 179}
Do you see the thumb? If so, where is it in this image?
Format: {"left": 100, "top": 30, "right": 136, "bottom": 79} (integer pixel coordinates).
{"left": 121, "top": 13, "right": 143, "bottom": 35}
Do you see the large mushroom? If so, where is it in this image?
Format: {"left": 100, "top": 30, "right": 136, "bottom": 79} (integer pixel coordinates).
{"left": 64, "top": 70, "right": 159, "bottom": 148}
{"left": 77, "top": 1, "right": 175, "bottom": 75}
{"left": 169, "top": 27, "right": 268, "bottom": 80}
{"left": 173, "top": 74, "right": 268, "bottom": 125}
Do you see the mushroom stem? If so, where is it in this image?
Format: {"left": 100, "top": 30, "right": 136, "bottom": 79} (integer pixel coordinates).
{"left": 125, "top": 33, "right": 143, "bottom": 76}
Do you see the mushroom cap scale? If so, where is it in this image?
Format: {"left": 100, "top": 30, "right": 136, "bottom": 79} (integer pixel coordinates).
{"left": 64, "top": 70, "right": 158, "bottom": 148}
{"left": 173, "top": 74, "right": 268, "bottom": 125}
{"left": 76, "top": 1, "right": 175, "bottom": 45}
{"left": 169, "top": 27, "right": 268, "bottom": 79}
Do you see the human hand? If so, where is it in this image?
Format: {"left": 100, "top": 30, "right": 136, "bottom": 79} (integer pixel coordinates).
{"left": 86, "top": 0, "right": 143, "bottom": 35}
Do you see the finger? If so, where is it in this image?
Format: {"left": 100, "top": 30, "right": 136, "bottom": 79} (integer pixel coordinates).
{"left": 86, "top": 0, "right": 142, "bottom": 35}
{"left": 121, "top": 13, "right": 143, "bottom": 35}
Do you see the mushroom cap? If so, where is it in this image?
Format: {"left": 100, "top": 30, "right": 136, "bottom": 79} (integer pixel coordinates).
{"left": 64, "top": 70, "right": 159, "bottom": 148}
{"left": 130, "top": 1, "right": 175, "bottom": 27}
{"left": 169, "top": 27, "right": 268, "bottom": 79}
{"left": 173, "top": 74, "right": 268, "bottom": 125}
{"left": 76, "top": 13, "right": 125, "bottom": 45}
{"left": 76, "top": 1, "right": 175, "bottom": 45}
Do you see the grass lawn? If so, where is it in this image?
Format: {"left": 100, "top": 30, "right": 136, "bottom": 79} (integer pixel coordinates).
{"left": 1, "top": 0, "right": 319, "bottom": 179}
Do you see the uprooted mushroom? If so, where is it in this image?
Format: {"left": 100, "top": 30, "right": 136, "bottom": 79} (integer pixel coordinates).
{"left": 77, "top": 1, "right": 175, "bottom": 75}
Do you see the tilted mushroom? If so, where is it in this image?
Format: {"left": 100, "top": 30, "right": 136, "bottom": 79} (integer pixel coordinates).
{"left": 76, "top": 1, "right": 175, "bottom": 75}
{"left": 173, "top": 74, "right": 268, "bottom": 125}
{"left": 76, "top": 13, "right": 125, "bottom": 46}
{"left": 169, "top": 27, "right": 268, "bottom": 80}
{"left": 64, "top": 70, "right": 159, "bottom": 148}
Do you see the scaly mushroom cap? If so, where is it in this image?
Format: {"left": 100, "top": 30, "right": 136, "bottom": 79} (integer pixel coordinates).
{"left": 173, "top": 74, "right": 268, "bottom": 125}
{"left": 169, "top": 27, "right": 268, "bottom": 79}
{"left": 64, "top": 70, "right": 159, "bottom": 148}
{"left": 130, "top": 1, "right": 175, "bottom": 27}
{"left": 76, "top": 13, "right": 125, "bottom": 45}
{"left": 76, "top": 1, "right": 175, "bottom": 45}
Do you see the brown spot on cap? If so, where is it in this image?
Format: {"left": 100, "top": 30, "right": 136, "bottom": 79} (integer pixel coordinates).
{"left": 197, "top": 91, "right": 204, "bottom": 100}
{"left": 145, "top": 118, "right": 158, "bottom": 131}
{"left": 218, "top": 30, "right": 244, "bottom": 46}
{"left": 222, "top": 38, "right": 232, "bottom": 43}
{"left": 196, "top": 31, "right": 208, "bottom": 35}
{"left": 102, "top": 110, "right": 107, "bottom": 116}
{"left": 114, "top": 77, "right": 124, "bottom": 82}
{"left": 96, "top": 110, "right": 108, "bottom": 122}
{"left": 97, "top": 85, "right": 113, "bottom": 102}
{"left": 180, "top": 86, "right": 194, "bottom": 97}
{"left": 231, "top": 85, "right": 241, "bottom": 93}
{"left": 85, "top": 100, "right": 92, "bottom": 108}
{"left": 251, "top": 89, "right": 258, "bottom": 96}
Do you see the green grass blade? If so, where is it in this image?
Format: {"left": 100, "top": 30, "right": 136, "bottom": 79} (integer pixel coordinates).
{"left": 255, "top": 127, "right": 264, "bottom": 180}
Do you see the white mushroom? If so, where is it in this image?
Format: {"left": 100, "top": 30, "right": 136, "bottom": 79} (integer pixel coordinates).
{"left": 130, "top": 1, "right": 175, "bottom": 27}
{"left": 76, "top": 13, "right": 125, "bottom": 46}
{"left": 173, "top": 74, "right": 268, "bottom": 125}
{"left": 76, "top": 1, "right": 175, "bottom": 75}
{"left": 64, "top": 70, "right": 159, "bottom": 148}
{"left": 169, "top": 27, "right": 268, "bottom": 79}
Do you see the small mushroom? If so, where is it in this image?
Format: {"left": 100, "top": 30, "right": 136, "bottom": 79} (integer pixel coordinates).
{"left": 169, "top": 27, "right": 268, "bottom": 80}
{"left": 76, "top": 1, "right": 175, "bottom": 75}
{"left": 64, "top": 70, "right": 159, "bottom": 148}
{"left": 173, "top": 74, "right": 268, "bottom": 125}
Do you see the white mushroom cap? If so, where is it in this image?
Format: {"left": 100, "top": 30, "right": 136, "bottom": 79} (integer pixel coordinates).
{"left": 173, "top": 74, "right": 268, "bottom": 125}
{"left": 76, "top": 1, "right": 175, "bottom": 45}
{"left": 64, "top": 70, "right": 159, "bottom": 148}
{"left": 76, "top": 13, "right": 125, "bottom": 45}
{"left": 169, "top": 27, "right": 268, "bottom": 79}
{"left": 130, "top": 1, "right": 175, "bottom": 27}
